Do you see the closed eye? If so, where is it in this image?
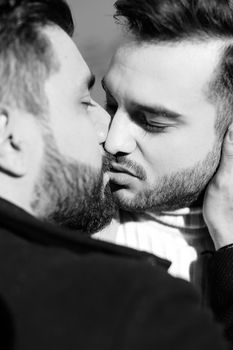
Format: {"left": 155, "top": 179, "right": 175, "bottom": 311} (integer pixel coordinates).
{"left": 82, "top": 98, "right": 96, "bottom": 111}
{"left": 139, "top": 118, "right": 169, "bottom": 133}
{"left": 133, "top": 111, "right": 172, "bottom": 133}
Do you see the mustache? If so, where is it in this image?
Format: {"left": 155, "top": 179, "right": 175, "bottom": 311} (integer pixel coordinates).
{"left": 102, "top": 152, "right": 116, "bottom": 173}
{"left": 111, "top": 155, "right": 147, "bottom": 181}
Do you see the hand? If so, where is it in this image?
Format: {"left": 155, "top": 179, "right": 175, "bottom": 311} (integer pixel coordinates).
{"left": 203, "top": 124, "right": 233, "bottom": 249}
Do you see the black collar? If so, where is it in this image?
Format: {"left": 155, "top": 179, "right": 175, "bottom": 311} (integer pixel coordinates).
{"left": 0, "top": 198, "right": 171, "bottom": 270}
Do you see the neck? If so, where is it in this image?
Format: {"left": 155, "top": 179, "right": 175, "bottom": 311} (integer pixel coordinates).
{"left": 0, "top": 176, "right": 34, "bottom": 216}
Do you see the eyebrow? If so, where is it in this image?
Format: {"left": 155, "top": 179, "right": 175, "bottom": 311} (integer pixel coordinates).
{"left": 132, "top": 103, "right": 182, "bottom": 121}
{"left": 102, "top": 78, "right": 182, "bottom": 121}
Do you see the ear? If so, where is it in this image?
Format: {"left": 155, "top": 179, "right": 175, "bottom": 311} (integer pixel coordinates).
{"left": 0, "top": 108, "right": 27, "bottom": 177}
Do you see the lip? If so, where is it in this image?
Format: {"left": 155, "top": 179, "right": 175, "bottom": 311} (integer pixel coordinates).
{"left": 110, "top": 163, "right": 137, "bottom": 178}
{"left": 109, "top": 172, "right": 138, "bottom": 187}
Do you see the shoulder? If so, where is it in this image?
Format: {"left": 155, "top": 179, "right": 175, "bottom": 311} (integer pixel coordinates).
{"left": 98, "top": 255, "right": 226, "bottom": 350}
{"left": 0, "top": 236, "right": 227, "bottom": 350}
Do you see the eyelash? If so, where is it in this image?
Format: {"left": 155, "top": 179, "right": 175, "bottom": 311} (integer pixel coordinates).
{"left": 105, "top": 101, "right": 169, "bottom": 133}
{"left": 82, "top": 100, "right": 95, "bottom": 110}
{"left": 141, "top": 122, "right": 168, "bottom": 133}
{"left": 133, "top": 111, "right": 169, "bottom": 134}
{"left": 83, "top": 101, "right": 92, "bottom": 107}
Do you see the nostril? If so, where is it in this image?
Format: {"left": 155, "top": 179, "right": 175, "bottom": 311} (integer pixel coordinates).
{"left": 115, "top": 151, "right": 129, "bottom": 157}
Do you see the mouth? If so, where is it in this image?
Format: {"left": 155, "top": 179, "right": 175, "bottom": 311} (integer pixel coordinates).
{"left": 110, "top": 163, "right": 138, "bottom": 178}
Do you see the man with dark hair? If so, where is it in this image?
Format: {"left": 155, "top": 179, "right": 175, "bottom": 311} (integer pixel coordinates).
{"left": 0, "top": 0, "right": 229, "bottom": 349}
{"left": 95, "top": 0, "right": 233, "bottom": 299}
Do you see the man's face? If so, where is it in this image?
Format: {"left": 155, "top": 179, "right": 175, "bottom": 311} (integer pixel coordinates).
{"left": 31, "top": 27, "right": 115, "bottom": 233}
{"left": 103, "top": 40, "right": 225, "bottom": 212}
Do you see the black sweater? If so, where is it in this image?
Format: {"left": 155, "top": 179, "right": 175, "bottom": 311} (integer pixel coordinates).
{"left": 208, "top": 247, "right": 233, "bottom": 342}
{"left": 0, "top": 198, "right": 228, "bottom": 350}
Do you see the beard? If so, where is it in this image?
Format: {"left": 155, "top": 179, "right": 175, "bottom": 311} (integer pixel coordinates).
{"left": 31, "top": 132, "right": 116, "bottom": 234}
{"left": 111, "top": 141, "right": 222, "bottom": 213}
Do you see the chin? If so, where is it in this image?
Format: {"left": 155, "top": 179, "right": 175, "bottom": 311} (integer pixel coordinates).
{"left": 115, "top": 189, "right": 202, "bottom": 213}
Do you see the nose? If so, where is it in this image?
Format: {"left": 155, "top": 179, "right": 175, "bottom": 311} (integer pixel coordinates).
{"left": 91, "top": 103, "right": 111, "bottom": 144}
{"left": 104, "top": 110, "right": 137, "bottom": 155}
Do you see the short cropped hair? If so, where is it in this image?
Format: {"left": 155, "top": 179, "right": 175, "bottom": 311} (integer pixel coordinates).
{"left": 0, "top": 0, "right": 74, "bottom": 117}
{"left": 114, "top": 0, "right": 233, "bottom": 137}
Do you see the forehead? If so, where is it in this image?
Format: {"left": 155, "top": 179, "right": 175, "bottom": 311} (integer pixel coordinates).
{"left": 105, "top": 40, "right": 224, "bottom": 108}
{"left": 43, "top": 26, "right": 90, "bottom": 93}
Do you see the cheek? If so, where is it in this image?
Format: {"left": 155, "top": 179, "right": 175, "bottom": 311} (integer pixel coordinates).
{"left": 142, "top": 126, "right": 216, "bottom": 176}
{"left": 74, "top": 126, "right": 102, "bottom": 166}
{"left": 53, "top": 116, "right": 102, "bottom": 169}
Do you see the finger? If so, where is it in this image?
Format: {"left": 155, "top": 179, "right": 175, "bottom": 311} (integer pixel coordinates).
{"left": 217, "top": 123, "right": 233, "bottom": 175}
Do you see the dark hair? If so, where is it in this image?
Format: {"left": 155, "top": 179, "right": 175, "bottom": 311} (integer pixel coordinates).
{"left": 0, "top": 0, "right": 74, "bottom": 117}
{"left": 114, "top": 0, "right": 233, "bottom": 41}
{"left": 114, "top": 0, "right": 233, "bottom": 136}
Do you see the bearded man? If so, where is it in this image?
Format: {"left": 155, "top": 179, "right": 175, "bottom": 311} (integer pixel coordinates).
{"left": 95, "top": 0, "right": 233, "bottom": 301}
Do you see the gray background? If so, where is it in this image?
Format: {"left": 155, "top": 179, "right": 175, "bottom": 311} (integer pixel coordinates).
{"left": 67, "top": 0, "right": 121, "bottom": 104}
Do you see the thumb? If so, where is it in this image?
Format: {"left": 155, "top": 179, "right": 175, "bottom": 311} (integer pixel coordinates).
{"left": 217, "top": 123, "right": 233, "bottom": 174}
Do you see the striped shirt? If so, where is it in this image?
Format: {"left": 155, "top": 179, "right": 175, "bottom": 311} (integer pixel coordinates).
{"left": 95, "top": 208, "right": 215, "bottom": 300}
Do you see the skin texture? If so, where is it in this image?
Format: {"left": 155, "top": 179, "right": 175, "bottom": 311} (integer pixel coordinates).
{"left": 102, "top": 40, "right": 226, "bottom": 212}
